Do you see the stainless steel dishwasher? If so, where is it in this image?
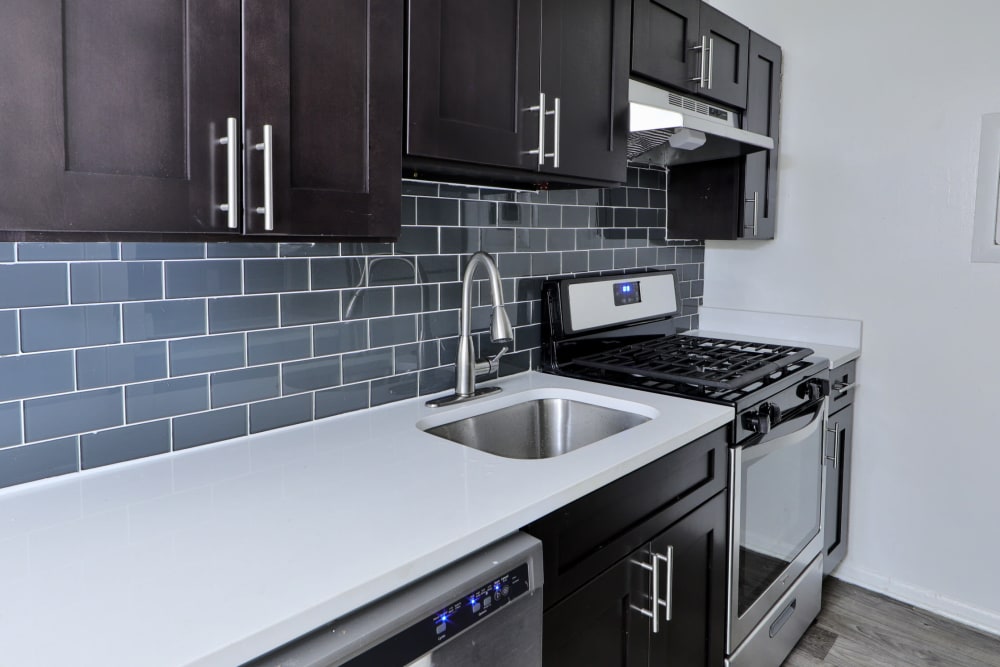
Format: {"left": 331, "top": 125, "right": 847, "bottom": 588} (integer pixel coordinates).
{"left": 245, "top": 533, "right": 543, "bottom": 667}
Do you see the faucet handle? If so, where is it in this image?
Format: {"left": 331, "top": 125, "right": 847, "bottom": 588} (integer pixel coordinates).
{"left": 475, "top": 346, "right": 509, "bottom": 377}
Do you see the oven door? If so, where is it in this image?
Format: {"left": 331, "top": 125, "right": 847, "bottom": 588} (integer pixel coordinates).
{"left": 727, "top": 399, "right": 826, "bottom": 654}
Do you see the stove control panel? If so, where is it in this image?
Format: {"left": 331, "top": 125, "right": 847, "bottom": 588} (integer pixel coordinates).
{"left": 613, "top": 280, "right": 642, "bottom": 306}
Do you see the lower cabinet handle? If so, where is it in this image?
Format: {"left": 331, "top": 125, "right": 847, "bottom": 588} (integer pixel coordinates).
{"left": 217, "top": 117, "right": 238, "bottom": 229}
{"left": 544, "top": 97, "right": 561, "bottom": 169}
{"left": 833, "top": 381, "right": 856, "bottom": 394}
{"left": 629, "top": 556, "right": 658, "bottom": 633}
{"left": 655, "top": 547, "right": 674, "bottom": 622}
{"left": 253, "top": 124, "right": 275, "bottom": 232}
{"left": 825, "top": 422, "right": 841, "bottom": 468}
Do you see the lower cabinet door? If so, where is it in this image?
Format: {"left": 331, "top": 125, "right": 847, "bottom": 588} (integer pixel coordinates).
{"left": 824, "top": 405, "right": 854, "bottom": 574}
{"left": 543, "top": 547, "right": 652, "bottom": 667}
{"left": 648, "top": 491, "right": 728, "bottom": 667}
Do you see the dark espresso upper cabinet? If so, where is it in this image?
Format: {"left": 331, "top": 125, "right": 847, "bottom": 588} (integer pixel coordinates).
{"left": 631, "top": 0, "right": 749, "bottom": 109}
{"left": 406, "top": 0, "right": 631, "bottom": 186}
{"left": 0, "top": 0, "right": 241, "bottom": 236}
{"left": 741, "top": 31, "right": 782, "bottom": 240}
{"left": 407, "top": 0, "right": 542, "bottom": 172}
{"left": 245, "top": 1, "right": 402, "bottom": 239}
{"left": 0, "top": 0, "right": 402, "bottom": 241}
{"left": 667, "top": 30, "right": 782, "bottom": 241}
{"left": 539, "top": 0, "right": 631, "bottom": 183}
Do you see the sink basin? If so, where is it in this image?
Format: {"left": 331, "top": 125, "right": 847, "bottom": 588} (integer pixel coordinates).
{"left": 422, "top": 397, "right": 651, "bottom": 459}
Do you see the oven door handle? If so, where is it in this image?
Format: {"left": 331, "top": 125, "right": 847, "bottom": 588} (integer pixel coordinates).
{"left": 740, "top": 402, "right": 825, "bottom": 462}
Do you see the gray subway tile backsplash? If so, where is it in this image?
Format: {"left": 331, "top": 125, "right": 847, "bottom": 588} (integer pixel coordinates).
{"left": 0, "top": 264, "right": 68, "bottom": 309}
{"left": 210, "top": 365, "right": 280, "bottom": 409}
{"left": 76, "top": 342, "right": 168, "bottom": 390}
{"left": 172, "top": 406, "right": 248, "bottom": 451}
{"left": 71, "top": 262, "right": 162, "bottom": 304}
{"left": 123, "top": 299, "right": 207, "bottom": 342}
{"left": 0, "top": 351, "right": 75, "bottom": 402}
{"left": 25, "top": 387, "right": 124, "bottom": 442}
{"left": 81, "top": 420, "right": 171, "bottom": 470}
{"left": 0, "top": 164, "right": 703, "bottom": 490}
{"left": 125, "top": 376, "right": 208, "bottom": 423}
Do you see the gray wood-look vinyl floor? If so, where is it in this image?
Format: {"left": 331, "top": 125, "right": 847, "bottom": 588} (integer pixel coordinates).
{"left": 783, "top": 579, "right": 1000, "bottom": 667}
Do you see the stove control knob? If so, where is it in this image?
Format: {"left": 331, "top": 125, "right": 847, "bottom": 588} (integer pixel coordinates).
{"left": 797, "top": 378, "right": 829, "bottom": 402}
{"left": 742, "top": 404, "right": 775, "bottom": 434}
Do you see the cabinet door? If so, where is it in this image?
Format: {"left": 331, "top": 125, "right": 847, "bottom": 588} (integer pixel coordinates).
{"left": 244, "top": 0, "right": 402, "bottom": 238}
{"left": 407, "top": 0, "right": 542, "bottom": 171}
{"left": 824, "top": 406, "right": 854, "bottom": 575}
{"left": 648, "top": 492, "right": 728, "bottom": 667}
{"left": 631, "top": 0, "right": 700, "bottom": 93}
{"left": 543, "top": 547, "right": 652, "bottom": 667}
{"left": 698, "top": 5, "right": 750, "bottom": 109}
{"left": 539, "top": 0, "right": 630, "bottom": 183}
{"left": 0, "top": 0, "right": 241, "bottom": 235}
{"left": 741, "top": 32, "right": 781, "bottom": 240}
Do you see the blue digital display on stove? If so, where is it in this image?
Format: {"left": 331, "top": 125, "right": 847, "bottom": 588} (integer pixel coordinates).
{"left": 613, "top": 281, "right": 641, "bottom": 306}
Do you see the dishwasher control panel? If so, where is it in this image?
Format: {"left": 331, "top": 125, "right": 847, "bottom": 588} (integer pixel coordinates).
{"left": 343, "top": 562, "right": 531, "bottom": 666}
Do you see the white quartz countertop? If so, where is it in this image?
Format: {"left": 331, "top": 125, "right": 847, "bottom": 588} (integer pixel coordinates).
{"left": 0, "top": 371, "right": 732, "bottom": 667}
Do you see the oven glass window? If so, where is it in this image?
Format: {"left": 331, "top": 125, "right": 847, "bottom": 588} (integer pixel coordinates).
{"left": 738, "top": 433, "right": 822, "bottom": 616}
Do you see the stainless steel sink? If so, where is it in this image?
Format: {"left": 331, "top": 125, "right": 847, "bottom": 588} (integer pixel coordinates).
{"left": 422, "top": 398, "right": 651, "bottom": 459}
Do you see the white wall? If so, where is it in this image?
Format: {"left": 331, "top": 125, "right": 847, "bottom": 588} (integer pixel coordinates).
{"left": 702, "top": 0, "right": 1000, "bottom": 633}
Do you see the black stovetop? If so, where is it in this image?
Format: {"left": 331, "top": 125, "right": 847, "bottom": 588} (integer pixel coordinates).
{"left": 554, "top": 334, "right": 818, "bottom": 406}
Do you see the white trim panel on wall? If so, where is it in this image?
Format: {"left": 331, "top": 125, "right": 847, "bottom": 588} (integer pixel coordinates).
{"left": 971, "top": 113, "right": 1000, "bottom": 262}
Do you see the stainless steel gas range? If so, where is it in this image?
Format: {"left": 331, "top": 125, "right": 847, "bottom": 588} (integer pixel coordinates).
{"left": 541, "top": 269, "right": 830, "bottom": 666}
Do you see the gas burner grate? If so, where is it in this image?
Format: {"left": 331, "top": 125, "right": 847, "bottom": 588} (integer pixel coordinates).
{"left": 572, "top": 335, "right": 813, "bottom": 390}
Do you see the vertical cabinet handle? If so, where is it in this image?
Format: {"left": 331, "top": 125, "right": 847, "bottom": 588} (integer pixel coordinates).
{"left": 253, "top": 124, "right": 275, "bottom": 232}
{"left": 745, "top": 191, "right": 760, "bottom": 237}
{"left": 544, "top": 97, "right": 561, "bottom": 168}
{"left": 655, "top": 548, "right": 674, "bottom": 622}
{"left": 706, "top": 37, "right": 715, "bottom": 90}
{"left": 217, "top": 117, "right": 239, "bottom": 229}
{"left": 630, "top": 555, "right": 658, "bottom": 633}
{"left": 825, "top": 422, "right": 841, "bottom": 468}
{"left": 690, "top": 36, "right": 709, "bottom": 87}
{"left": 524, "top": 93, "right": 547, "bottom": 167}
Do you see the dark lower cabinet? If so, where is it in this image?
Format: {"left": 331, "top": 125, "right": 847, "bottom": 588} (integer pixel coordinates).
{"left": 0, "top": 0, "right": 402, "bottom": 240}
{"left": 524, "top": 427, "right": 729, "bottom": 667}
{"left": 543, "top": 549, "right": 651, "bottom": 667}
{"left": 543, "top": 492, "right": 728, "bottom": 667}
{"left": 824, "top": 403, "right": 854, "bottom": 575}
{"left": 649, "top": 492, "right": 727, "bottom": 667}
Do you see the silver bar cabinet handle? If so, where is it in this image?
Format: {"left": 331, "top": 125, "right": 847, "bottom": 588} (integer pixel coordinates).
{"left": 690, "top": 36, "right": 708, "bottom": 87}
{"left": 745, "top": 191, "right": 759, "bottom": 237}
{"left": 655, "top": 548, "right": 674, "bottom": 622}
{"left": 629, "top": 556, "right": 658, "bottom": 632}
{"left": 707, "top": 37, "right": 715, "bottom": 90}
{"left": 825, "top": 422, "right": 841, "bottom": 468}
{"left": 833, "top": 381, "right": 856, "bottom": 394}
{"left": 523, "top": 93, "right": 546, "bottom": 166}
{"left": 545, "top": 97, "right": 561, "bottom": 168}
{"left": 254, "top": 124, "right": 275, "bottom": 232}
{"left": 217, "top": 117, "right": 238, "bottom": 229}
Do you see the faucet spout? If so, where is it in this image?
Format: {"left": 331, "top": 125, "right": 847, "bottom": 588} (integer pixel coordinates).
{"left": 427, "top": 251, "right": 512, "bottom": 407}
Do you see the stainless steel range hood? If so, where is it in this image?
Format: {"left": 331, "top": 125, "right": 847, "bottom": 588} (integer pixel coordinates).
{"left": 628, "top": 79, "right": 773, "bottom": 167}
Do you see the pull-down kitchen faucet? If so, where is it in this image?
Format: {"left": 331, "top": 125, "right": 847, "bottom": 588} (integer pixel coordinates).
{"left": 427, "top": 251, "right": 514, "bottom": 407}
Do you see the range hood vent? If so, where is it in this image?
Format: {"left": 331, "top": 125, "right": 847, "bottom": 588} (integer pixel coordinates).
{"left": 628, "top": 79, "right": 774, "bottom": 167}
